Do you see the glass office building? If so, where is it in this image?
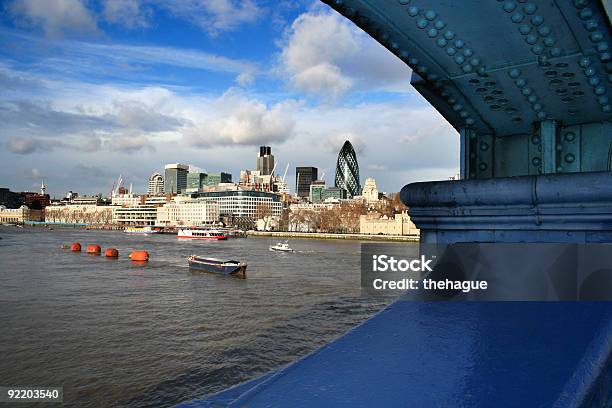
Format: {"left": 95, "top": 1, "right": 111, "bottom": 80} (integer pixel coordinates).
{"left": 334, "top": 140, "right": 361, "bottom": 198}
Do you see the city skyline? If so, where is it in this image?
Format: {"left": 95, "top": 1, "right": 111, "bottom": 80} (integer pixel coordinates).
{"left": 0, "top": 0, "right": 460, "bottom": 197}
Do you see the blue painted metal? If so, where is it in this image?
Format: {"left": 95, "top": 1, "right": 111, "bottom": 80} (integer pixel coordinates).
{"left": 178, "top": 301, "right": 612, "bottom": 407}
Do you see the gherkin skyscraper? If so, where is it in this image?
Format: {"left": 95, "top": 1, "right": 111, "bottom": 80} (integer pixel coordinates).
{"left": 335, "top": 140, "right": 361, "bottom": 198}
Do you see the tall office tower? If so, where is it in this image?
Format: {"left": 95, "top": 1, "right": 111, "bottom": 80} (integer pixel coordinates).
{"left": 205, "top": 172, "right": 233, "bottom": 187}
{"left": 256, "top": 146, "right": 275, "bottom": 175}
{"left": 296, "top": 166, "right": 318, "bottom": 198}
{"left": 164, "top": 163, "right": 189, "bottom": 194}
{"left": 148, "top": 173, "right": 164, "bottom": 196}
{"left": 186, "top": 172, "right": 207, "bottom": 192}
{"left": 335, "top": 140, "right": 361, "bottom": 198}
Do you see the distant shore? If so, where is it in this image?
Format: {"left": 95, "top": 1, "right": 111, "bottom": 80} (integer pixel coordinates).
{"left": 247, "top": 231, "right": 419, "bottom": 242}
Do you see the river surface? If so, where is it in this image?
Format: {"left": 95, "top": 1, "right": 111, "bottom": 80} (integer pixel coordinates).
{"left": 0, "top": 226, "right": 408, "bottom": 407}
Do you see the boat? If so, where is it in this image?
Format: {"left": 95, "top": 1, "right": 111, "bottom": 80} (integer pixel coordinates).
{"left": 124, "top": 226, "right": 159, "bottom": 234}
{"left": 187, "top": 255, "right": 247, "bottom": 278}
{"left": 177, "top": 229, "right": 228, "bottom": 240}
{"left": 269, "top": 241, "right": 294, "bottom": 252}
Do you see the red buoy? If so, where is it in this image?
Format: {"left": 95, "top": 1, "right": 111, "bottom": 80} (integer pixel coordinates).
{"left": 86, "top": 245, "right": 101, "bottom": 254}
{"left": 104, "top": 248, "right": 119, "bottom": 258}
{"left": 71, "top": 243, "right": 81, "bottom": 252}
{"left": 129, "top": 250, "right": 149, "bottom": 261}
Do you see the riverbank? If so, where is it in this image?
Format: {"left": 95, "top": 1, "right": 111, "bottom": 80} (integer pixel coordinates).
{"left": 247, "top": 231, "right": 419, "bottom": 242}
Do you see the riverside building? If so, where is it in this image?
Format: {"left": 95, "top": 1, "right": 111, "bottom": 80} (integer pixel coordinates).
{"left": 148, "top": 173, "right": 164, "bottom": 196}
{"left": 335, "top": 140, "right": 361, "bottom": 198}
{"left": 112, "top": 205, "right": 157, "bottom": 226}
{"left": 164, "top": 163, "right": 189, "bottom": 194}
{"left": 192, "top": 190, "right": 282, "bottom": 219}
{"left": 296, "top": 167, "right": 318, "bottom": 198}
{"left": 156, "top": 200, "right": 219, "bottom": 227}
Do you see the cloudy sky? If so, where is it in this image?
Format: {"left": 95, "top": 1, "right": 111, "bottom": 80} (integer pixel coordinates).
{"left": 0, "top": 0, "right": 459, "bottom": 197}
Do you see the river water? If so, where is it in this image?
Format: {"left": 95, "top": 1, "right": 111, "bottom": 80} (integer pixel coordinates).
{"left": 0, "top": 226, "right": 407, "bottom": 407}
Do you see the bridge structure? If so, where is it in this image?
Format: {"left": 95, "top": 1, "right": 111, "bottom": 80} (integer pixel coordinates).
{"left": 178, "top": 1, "right": 612, "bottom": 406}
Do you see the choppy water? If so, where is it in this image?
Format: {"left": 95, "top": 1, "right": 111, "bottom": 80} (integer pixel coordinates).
{"left": 0, "top": 226, "right": 406, "bottom": 407}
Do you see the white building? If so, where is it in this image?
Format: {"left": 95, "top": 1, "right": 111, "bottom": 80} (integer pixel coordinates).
{"left": 194, "top": 191, "right": 282, "bottom": 219}
{"left": 113, "top": 205, "right": 157, "bottom": 226}
{"left": 156, "top": 200, "right": 219, "bottom": 227}
{"left": 148, "top": 173, "right": 164, "bottom": 196}
{"left": 0, "top": 205, "right": 37, "bottom": 223}
{"left": 359, "top": 177, "right": 380, "bottom": 203}
{"left": 45, "top": 204, "right": 114, "bottom": 224}
{"left": 111, "top": 194, "right": 142, "bottom": 207}
{"left": 359, "top": 211, "right": 419, "bottom": 236}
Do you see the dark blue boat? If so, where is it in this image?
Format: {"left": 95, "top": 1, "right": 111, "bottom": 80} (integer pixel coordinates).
{"left": 187, "top": 255, "right": 247, "bottom": 278}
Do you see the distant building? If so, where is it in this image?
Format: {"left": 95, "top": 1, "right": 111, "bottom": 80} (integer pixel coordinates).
{"left": 335, "top": 140, "right": 361, "bottom": 198}
{"left": 186, "top": 172, "right": 207, "bottom": 192}
{"left": 45, "top": 204, "right": 114, "bottom": 225}
{"left": 321, "top": 186, "right": 347, "bottom": 201}
{"left": 309, "top": 180, "right": 326, "bottom": 203}
{"left": 0, "top": 205, "right": 43, "bottom": 223}
{"left": 359, "top": 212, "right": 419, "bottom": 236}
{"left": 0, "top": 188, "right": 23, "bottom": 209}
{"left": 193, "top": 190, "right": 282, "bottom": 219}
{"left": 70, "top": 195, "right": 102, "bottom": 206}
{"left": 156, "top": 200, "right": 219, "bottom": 227}
{"left": 296, "top": 167, "right": 318, "bottom": 198}
{"left": 256, "top": 146, "right": 275, "bottom": 176}
{"left": 164, "top": 163, "right": 189, "bottom": 194}
{"left": 21, "top": 192, "right": 50, "bottom": 210}
{"left": 148, "top": 173, "right": 164, "bottom": 196}
{"left": 361, "top": 177, "right": 379, "bottom": 203}
{"left": 111, "top": 194, "right": 142, "bottom": 207}
{"left": 113, "top": 205, "right": 157, "bottom": 226}
{"left": 205, "top": 172, "right": 232, "bottom": 187}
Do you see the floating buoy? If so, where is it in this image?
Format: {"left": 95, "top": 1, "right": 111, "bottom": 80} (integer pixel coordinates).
{"left": 61, "top": 244, "right": 70, "bottom": 249}
{"left": 104, "top": 248, "right": 119, "bottom": 258}
{"left": 86, "top": 245, "right": 101, "bottom": 254}
{"left": 129, "top": 250, "right": 149, "bottom": 261}
{"left": 71, "top": 243, "right": 82, "bottom": 252}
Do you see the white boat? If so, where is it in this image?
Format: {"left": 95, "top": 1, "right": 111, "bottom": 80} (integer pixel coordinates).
{"left": 177, "top": 229, "right": 228, "bottom": 240}
{"left": 269, "top": 242, "right": 294, "bottom": 252}
{"left": 124, "top": 226, "right": 159, "bottom": 235}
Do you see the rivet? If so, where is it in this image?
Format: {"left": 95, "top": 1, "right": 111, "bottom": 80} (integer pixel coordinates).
{"left": 556, "top": 166, "right": 563, "bottom": 172}
{"left": 597, "top": 43, "right": 610, "bottom": 52}
{"left": 427, "top": 28, "right": 438, "bottom": 37}
{"left": 532, "top": 103, "right": 542, "bottom": 111}
{"left": 503, "top": 1, "right": 517, "bottom": 12}
{"left": 463, "top": 48, "right": 473, "bottom": 57}
{"left": 602, "top": 105, "right": 611, "bottom": 113}
{"left": 579, "top": 57, "right": 592, "bottom": 67}
{"left": 509, "top": 68, "right": 521, "bottom": 78}
{"left": 446, "top": 47, "right": 457, "bottom": 56}
{"left": 573, "top": 0, "right": 588, "bottom": 9}
{"left": 531, "top": 15, "right": 544, "bottom": 26}
{"left": 600, "top": 52, "right": 612, "bottom": 63}
{"left": 584, "top": 20, "right": 599, "bottom": 32}
{"left": 537, "top": 111, "right": 547, "bottom": 120}
{"left": 454, "top": 55, "right": 465, "bottom": 64}
{"left": 417, "top": 18, "right": 428, "bottom": 29}
{"left": 598, "top": 95, "right": 610, "bottom": 105}
{"left": 470, "top": 58, "right": 480, "bottom": 66}
{"left": 391, "top": 42, "right": 400, "bottom": 49}
{"left": 544, "top": 37, "right": 556, "bottom": 47}
{"left": 444, "top": 30, "right": 455, "bottom": 40}
{"left": 589, "top": 76, "right": 600, "bottom": 86}
{"left": 511, "top": 12, "right": 524, "bottom": 23}
{"left": 407, "top": 6, "right": 419, "bottom": 16}
{"left": 519, "top": 24, "right": 531, "bottom": 35}
{"left": 466, "top": 118, "right": 475, "bottom": 125}
{"left": 537, "top": 26, "right": 551, "bottom": 36}
{"left": 479, "top": 162, "right": 488, "bottom": 171}
{"left": 585, "top": 67, "right": 597, "bottom": 77}
{"left": 448, "top": 97, "right": 457, "bottom": 104}
{"left": 594, "top": 86, "right": 606, "bottom": 95}
{"left": 462, "top": 64, "right": 473, "bottom": 73}
{"left": 527, "top": 95, "right": 537, "bottom": 103}
{"left": 515, "top": 78, "right": 527, "bottom": 87}
{"left": 532, "top": 45, "right": 544, "bottom": 55}
{"left": 579, "top": 7, "right": 593, "bottom": 19}
{"left": 400, "top": 50, "right": 410, "bottom": 59}
{"left": 532, "top": 135, "right": 541, "bottom": 144}
{"left": 453, "top": 103, "right": 463, "bottom": 111}
{"left": 523, "top": 3, "right": 537, "bottom": 14}
{"left": 454, "top": 39, "right": 465, "bottom": 48}
{"left": 521, "top": 87, "right": 533, "bottom": 96}
{"left": 437, "top": 38, "right": 448, "bottom": 47}
{"left": 460, "top": 110, "right": 469, "bottom": 118}
{"left": 556, "top": 144, "right": 563, "bottom": 151}
{"left": 425, "top": 10, "right": 437, "bottom": 20}
{"left": 480, "top": 142, "right": 489, "bottom": 151}
{"left": 434, "top": 20, "right": 446, "bottom": 29}
{"left": 525, "top": 35, "right": 538, "bottom": 45}
{"left": 564, "top": 132, "right": 575, "bottom": 142}
{"left": 565, "top": 153, "right": 575, "bottom": 163}
{"left": 409, "top": 57, "right": 419, "bottom": 65}
{"left": 469, "top": 172, "right": 476, "bottom": 178}
{"left": 470, "top": 152, "right": 476, "bottom": 159}
{"left": 550, "top": 48, "right": 562, "bottom": 57}
{"left": 590, "top": 32, "right": 604, "bottom": 43}
{"left": 532, "top": 157, "right": 541, "bottom": 166}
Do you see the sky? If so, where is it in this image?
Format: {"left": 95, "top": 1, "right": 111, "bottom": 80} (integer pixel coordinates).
{"left": 0, "top": 0, "right": 459, "bottom": 197}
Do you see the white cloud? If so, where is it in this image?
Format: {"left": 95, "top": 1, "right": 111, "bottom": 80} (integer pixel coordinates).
{"left": 9, "top": 0, "right": 100, "bottom": 38}
{"left": 158, "top": 0, "right": 260, "bottom": 36}
{"left": 278, "top": 7, "right": 412, "bottom": 99}
{"left": 235, "top": 72, "right": 255, "bottom": 87}
{"left": 102, "top": 0, "right": 152, "bottom": 29}
{"left": 184, "top": 90, "right": 298, "bottom": 147}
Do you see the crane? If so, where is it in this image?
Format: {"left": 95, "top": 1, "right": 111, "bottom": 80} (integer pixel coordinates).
{"left": 282, "top": 163, "right": 289, "bottom": 182}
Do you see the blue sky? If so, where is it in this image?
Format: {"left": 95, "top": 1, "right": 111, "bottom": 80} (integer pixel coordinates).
{"left": 0, "top": 0, "right": 458, "bottom": 197}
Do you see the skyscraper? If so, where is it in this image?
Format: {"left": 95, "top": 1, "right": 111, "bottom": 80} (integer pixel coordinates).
{"left": 335, "top": 140, "right": 361, "bottom": 198}
{"left": 256, "top": 146, "right": 275, "bottom": 175}
{"left": 296, "top": 167, "right": 318, "bottom": 198}
{"left": 148, "top": 173, "right": 164, "bottom": 196}
{"left": 164, "top": 164, "right": 189, "bottom": 194}
{"left": 186, "top": 172, "right": 207, "bottom": 192}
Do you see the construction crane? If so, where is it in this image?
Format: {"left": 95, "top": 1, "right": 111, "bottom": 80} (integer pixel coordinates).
{"left": 282, "top": 163, "right": 289, "bottom": 182}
